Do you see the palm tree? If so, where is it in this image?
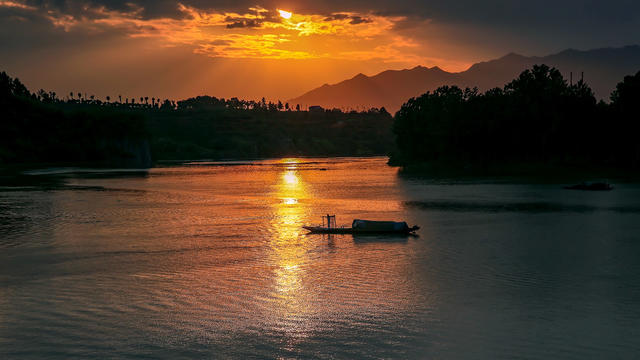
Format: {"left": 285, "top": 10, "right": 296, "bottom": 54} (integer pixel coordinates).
{"left": 144, "top": 96, "right": 149, "bottom": 105}
{"left": 118, "top": 94, "right": 122, "bottom": 103}
{"left": 106, "top": 96, "right": 111, "bottom": 103}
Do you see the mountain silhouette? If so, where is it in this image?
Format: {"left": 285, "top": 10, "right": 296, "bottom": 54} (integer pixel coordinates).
{"left": 289, "top": 45, "right": 640, "bottom": 113}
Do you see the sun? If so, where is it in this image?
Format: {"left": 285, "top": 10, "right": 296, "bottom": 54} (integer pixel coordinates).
{"left": 278, "top": 9, "right": 292, "bottom": 19}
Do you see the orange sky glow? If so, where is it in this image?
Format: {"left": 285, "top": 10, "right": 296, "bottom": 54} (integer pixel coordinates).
{"left": 35, "top": 3, "right": 446, "bottom": 66}
{"left": 0, "top": 0, "right": 638, "bottom": 100}
{"left": 8, "top": 0, "right": 631, "bottom": 102}
{"left": 0, "top": 1, "right": 483, "bottom": 101}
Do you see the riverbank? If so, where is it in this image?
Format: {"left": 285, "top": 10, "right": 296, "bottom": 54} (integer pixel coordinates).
{"left": 391, "top": 159, "right": 640, "bottom": 182}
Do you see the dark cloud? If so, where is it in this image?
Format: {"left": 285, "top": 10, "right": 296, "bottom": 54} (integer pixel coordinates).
{"left": 21, "top": 0, "right": 282, "bottom": 19}
{"left": 16, "top": 0, "right": 185, "bottom": 20}
{"left": 13, "top": 0, "right": 640, "bottom": 28}
{"left": 225, "top": 17, "right": 262, "bottom": 29}
{"left": 323, "top": 13, "right": 372, "bottom": 24}
{"left": 324, "top": 13, "right": 350, "bottom": 21}
{"left": 348, "top": 16, "right": 371, "bottom": 25}
{"left": 223, "top": 9, "right": 281, "bottom": 29}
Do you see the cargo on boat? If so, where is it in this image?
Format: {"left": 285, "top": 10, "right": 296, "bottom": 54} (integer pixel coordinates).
{"left": 303, "top": 215, "right": 419, "bottom": 234}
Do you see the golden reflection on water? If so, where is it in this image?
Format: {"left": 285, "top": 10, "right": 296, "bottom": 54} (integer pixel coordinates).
{"left": 269, "top": 159, "right": 315, "bottom": 341}
{"left": 283, "top": 198, "right": 298, "bottom": 205}
{"left": 283, "top": 171, "right": 299, "bottom": 185}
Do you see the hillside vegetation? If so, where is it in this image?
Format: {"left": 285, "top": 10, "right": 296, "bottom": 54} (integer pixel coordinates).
{"left": 0, "top": 71, "right": 393, "bottom": 166}
{"left": 391, "top": 65, "right": 640, "bottom": 172}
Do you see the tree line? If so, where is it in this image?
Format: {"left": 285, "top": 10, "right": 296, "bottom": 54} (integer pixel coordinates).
{"left": 0, "top": 71, "right": 393, "bottom": 164}
{"left": 391, "top": 65, "right": 640, "bottom": 171}
{"left": 27, "top": 84, "right": 390, "bottom": 115}
{"left": 1, "top": 71, "right": 149, "bottom": 166}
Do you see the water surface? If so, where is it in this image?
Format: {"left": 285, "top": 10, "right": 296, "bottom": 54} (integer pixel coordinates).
{"left": 1, "top": 157, "right": 640, "bottom": 359}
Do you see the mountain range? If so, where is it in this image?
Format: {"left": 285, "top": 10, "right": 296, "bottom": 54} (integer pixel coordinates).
{"left": 288, "top": 45, "right": 640, "bottom": 113}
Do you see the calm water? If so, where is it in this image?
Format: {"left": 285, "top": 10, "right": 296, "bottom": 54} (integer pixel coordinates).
{"left": 1, "top": 157, "right": 640, "bottom": 359}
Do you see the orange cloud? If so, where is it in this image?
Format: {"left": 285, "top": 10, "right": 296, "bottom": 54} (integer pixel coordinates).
{"left": 0, "top": 1, "right": 35, "bottom": 10}
{"left": 8, "top": 1, "right": 437, "bottom": 65}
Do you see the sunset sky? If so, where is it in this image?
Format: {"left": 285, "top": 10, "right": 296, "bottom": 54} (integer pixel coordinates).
{"left": 1, "top": 0, "right": 639, "bottom": 101}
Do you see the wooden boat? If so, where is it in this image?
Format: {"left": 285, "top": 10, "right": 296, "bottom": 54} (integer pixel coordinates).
{"left": 303, "top": 215, "right": 420, "bottom": 235}
{"left": 564, "top": 181, "right": 613, "bottom": 191}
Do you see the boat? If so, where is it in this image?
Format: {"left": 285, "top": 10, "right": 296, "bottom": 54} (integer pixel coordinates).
{"left": 303, "top": 215, "right": 420, "bottom": 234}
{"left": 563, "top": 181, "right": 613, "bottom": 191}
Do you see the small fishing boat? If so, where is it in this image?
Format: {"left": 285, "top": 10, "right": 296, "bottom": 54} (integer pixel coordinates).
{"left": 303, "top": 215, "right": 420, "bottom": 234}
{"left": 564, "top": 181, "right": 613, "bottom": 191}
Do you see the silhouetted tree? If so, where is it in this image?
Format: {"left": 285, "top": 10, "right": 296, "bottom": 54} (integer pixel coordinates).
{"left": 0, "top": 72, "right": 148, "bottom": 165}
{"left": 611, "top": 71, "right": 640, "bottom": 112}
{"left": 610, "top": 71, "right": 640, "bottom": 166}
{"left": 160, "top": 99, "right": 173, "bottom": 110}
{"left": 5, "top": 66, "right": 638, "bottom": 168}
{"left": 390, "top": 64, "right": 634, "bottom": 168}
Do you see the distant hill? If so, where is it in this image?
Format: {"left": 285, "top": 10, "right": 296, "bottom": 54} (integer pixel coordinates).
{"left": 289, "top": 45, "right": 640, "bottom": 113}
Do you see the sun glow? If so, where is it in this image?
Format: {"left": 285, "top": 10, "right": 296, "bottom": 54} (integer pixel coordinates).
{"left": 278, "top": 9, "right": 292, "bottom": 19}
{"left": 283, "top": 171, "right": 299, "bottom": 185}
{"left": 283, "top": 198, "right": 298, "bottom": 205}
{"left": 32, "top": 3, "right": 431, "bottom": 64}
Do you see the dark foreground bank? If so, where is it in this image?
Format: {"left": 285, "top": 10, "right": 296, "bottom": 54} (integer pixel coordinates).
{"left": 1, "top": 71, "right": 394, "bottom": 167}
{"left": 390, "top": 65, "right": 640, "bottom": 174}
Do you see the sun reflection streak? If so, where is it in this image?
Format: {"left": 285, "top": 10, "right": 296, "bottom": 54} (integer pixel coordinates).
{"left": 283, "top": 171, "right": 299, "bottom": 185}
{"left": 268, "top": 159, "right": 317, "bottom": 341}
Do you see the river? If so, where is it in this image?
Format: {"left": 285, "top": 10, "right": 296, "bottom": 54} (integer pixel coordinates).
{"left": 1, "top": 157, "right": 639, "bottom": 358}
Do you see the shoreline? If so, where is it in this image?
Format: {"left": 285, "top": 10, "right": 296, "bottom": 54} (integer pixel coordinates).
{"left": 392, "top": 160, "right": 640, "bottom": 182}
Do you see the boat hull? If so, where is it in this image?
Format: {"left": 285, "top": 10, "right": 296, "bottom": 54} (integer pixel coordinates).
{"left": 303, "top": 226, "right": 419, "bottom": 235}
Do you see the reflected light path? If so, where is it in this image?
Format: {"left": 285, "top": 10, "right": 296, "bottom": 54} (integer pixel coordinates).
{"left": 268, "top": 158, "right": 316, "bottom": 345}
